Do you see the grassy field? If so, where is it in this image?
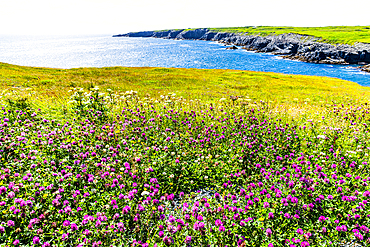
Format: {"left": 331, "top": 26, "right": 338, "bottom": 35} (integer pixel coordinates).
{"left": 1, "top": 62, "right": 369, "bottom": 108}
{"left": 188, "top": 26, "right": 370, "bottom": 45}
{"left": 1, "top": 63, "right": 370, "bottom": 246}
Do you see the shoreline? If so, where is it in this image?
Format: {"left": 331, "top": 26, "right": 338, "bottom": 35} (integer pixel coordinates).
{"left": 114, "top": 29, "right": 370, "bottom": 72}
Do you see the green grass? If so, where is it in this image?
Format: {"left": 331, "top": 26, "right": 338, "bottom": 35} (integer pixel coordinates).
{"left": 1, "top": 62, "right": 369, "bottom": 105}
{"left": 1, "top": 62, "right": 370, "bottom": 124}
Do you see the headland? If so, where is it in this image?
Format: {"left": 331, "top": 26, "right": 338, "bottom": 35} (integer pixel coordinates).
{"left": 114, "top": 27, "right": 370, "bottom": 72}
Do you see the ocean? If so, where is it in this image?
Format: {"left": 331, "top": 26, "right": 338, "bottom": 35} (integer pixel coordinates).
{"left": 0, "top": 34, "right": 369, "bottom": 85}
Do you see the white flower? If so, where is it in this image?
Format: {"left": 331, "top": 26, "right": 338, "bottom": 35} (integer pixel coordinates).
{"left": 169, "top": 174, "right": 174, "bottom": 179}
{"left": 141, "top": 191, "right": 150, "bottom": 196}
{"left": 317, "top": 135, "right": 326, "bottom": 139}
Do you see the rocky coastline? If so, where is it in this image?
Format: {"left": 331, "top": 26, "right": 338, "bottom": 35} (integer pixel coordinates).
{"left": 113, "top": 29, "right": 370, "bottom": 71}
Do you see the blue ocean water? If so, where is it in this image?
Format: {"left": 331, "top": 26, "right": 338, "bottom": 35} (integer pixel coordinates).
{"left": 0, "top": 34, "right": 369, "bottom": 85}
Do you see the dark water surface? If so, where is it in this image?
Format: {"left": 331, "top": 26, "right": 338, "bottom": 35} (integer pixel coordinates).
{"left": 0, "top": 34, "right": 369, "bottom": 85}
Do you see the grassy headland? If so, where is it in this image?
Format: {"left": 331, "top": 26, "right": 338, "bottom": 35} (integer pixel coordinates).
{"left": 183, "top": 26, "right": 370, "bottom": 45}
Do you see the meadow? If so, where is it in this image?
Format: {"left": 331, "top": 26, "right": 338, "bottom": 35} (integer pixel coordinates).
{"left": 0, "top": 62, "right": 370, "bottom": 246}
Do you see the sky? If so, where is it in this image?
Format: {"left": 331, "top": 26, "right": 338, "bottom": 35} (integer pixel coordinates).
{"left": 0, "top": 0, "right": 369, "bottom": 35}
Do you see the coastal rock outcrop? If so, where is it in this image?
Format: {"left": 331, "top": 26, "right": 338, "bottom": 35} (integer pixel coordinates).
{"left": 113, "top": 29, "right": 370, "bottom": 67}
{"left": 200, "top": 31, "right": 218, "bottom": 41}
{"left": 152, "top": 30, "right": 172, "bottom": 38}
{"left": 176, "top": 28, "right": 208, "bottom": 40}
{"left": 226, "top": 46, "right": 238, "bottom": 50}
{"left": 152, "top": 29, "right": 185, "bottom": 39}
{"left": 167, "top": 30, "right": 184, "bottom": 39}
{"left": 362, "top": 64, "right": 370, "bottom": 72}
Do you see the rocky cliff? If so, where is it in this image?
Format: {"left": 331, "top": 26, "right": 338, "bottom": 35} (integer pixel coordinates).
{"left": 114, "top": 29, "right": 370, "bottom": 66}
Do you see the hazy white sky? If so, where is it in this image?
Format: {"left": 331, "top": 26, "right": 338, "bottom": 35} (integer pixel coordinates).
{"left": 1, "top": 0, "right": 369, "bottom": 35}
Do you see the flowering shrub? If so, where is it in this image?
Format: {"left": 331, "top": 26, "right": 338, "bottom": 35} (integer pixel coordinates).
{"left": 0, "top": 89, "right": 369, "bottom": 246}
{"left": 69, "top": 87, "right": 112, "bottom": 123}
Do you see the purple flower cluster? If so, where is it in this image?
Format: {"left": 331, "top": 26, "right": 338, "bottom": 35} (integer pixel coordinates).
{"left": 0, "top": 92, "right": 369, "bottom": 246}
